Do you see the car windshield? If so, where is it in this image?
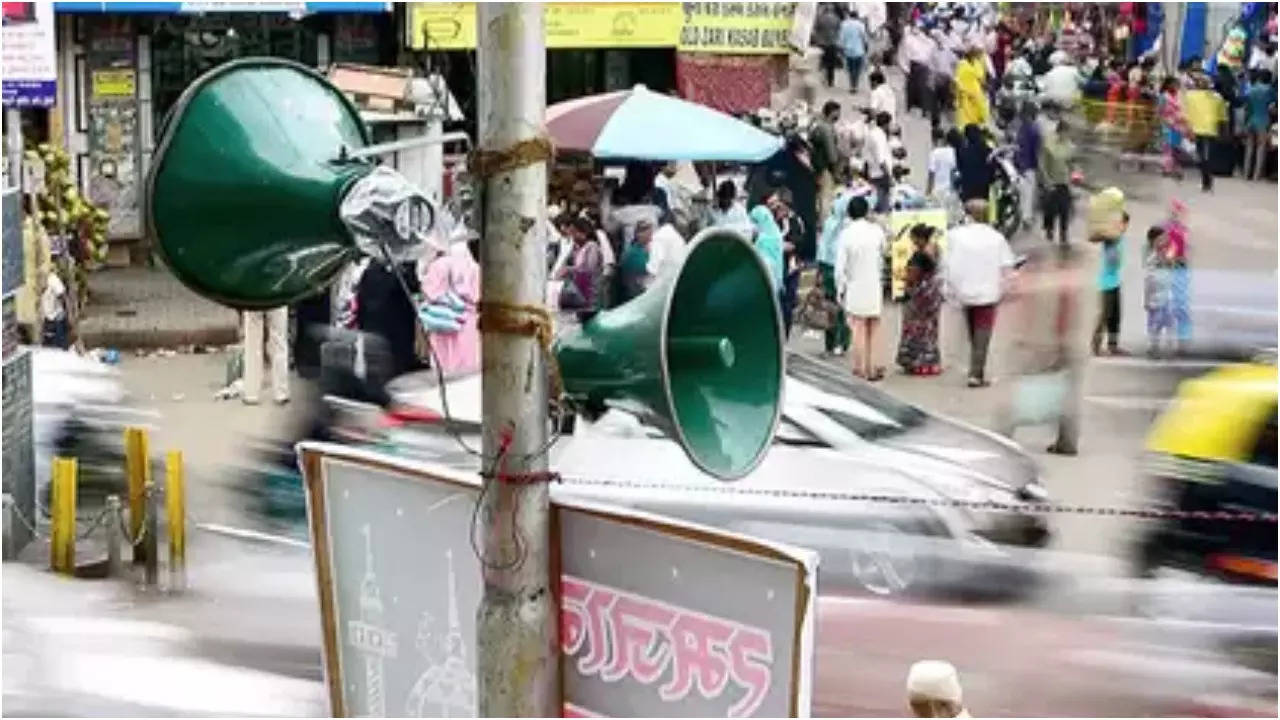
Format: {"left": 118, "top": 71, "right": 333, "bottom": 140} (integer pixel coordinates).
{"left": 786, "top": 353, "right": 927, "bottom": 438}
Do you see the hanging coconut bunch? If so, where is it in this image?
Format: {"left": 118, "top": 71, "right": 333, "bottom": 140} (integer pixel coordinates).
{"left": 26, "top": 143, "right": 110, "bottom": 306}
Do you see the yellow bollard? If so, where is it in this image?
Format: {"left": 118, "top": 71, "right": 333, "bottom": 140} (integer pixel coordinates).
{"left": 123, "top": 427, "right": 150, "bottom": 564}
{"left": 165, "top": 451, "right": 186, "bottom": 591}
{"left": 49, "top": 457, "right": 77, "bottom": 574}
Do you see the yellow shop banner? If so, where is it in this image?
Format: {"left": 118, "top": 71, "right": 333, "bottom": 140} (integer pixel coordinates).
{"left": 407, "top": 3, "right": 681, "bottom": 51}
{"left": 677, "top": 2, "right": 796, "bottom": 55}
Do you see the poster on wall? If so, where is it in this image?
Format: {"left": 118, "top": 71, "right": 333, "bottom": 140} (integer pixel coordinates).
{"left": 298, "top": 443, "right": 818, "bottom": 718}
{"left": 2, "top": 2, "right": 57, "bottom": 107}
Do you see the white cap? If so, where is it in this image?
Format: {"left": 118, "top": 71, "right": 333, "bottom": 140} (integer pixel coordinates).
{"left": 907, "top": 660, "right": 963, "bottom": 704}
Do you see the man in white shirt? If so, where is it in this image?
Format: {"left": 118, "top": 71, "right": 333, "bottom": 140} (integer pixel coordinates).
{"left": 869, "top": 68, "right": 897, "bottom": 125}
{"left": 834, "top": 196, "right": 887, "bottom": 381}
{"left": 646, "top": 220, "right": 687, "bottom": 284}
{"left": 929, "top": 30, "right": 958, "bottom": 127}
{"left": 1249, "top": 40, "right": 1278, "bottom": 75}
{"left": 902, "top": 24, "right": 934, "bottom": 117}
{"left": 942, "top": 199, "right": 1016, "bottom": 387}
{"left": 863, "top": 110, "right": 894, "bottom": 213}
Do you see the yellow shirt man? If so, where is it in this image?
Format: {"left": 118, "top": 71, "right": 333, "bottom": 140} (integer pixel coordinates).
{"left": 954, "top": 54, "right": 989, "bottom": 129}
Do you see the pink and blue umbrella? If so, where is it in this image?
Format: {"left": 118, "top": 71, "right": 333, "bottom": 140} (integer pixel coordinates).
{"left": 546, "top": 84, "right": 782, "bottom": 162}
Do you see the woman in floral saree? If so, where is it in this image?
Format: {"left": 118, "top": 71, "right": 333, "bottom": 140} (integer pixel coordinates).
{"left": 896, "top": 225, "right": 943, "bottom": 376}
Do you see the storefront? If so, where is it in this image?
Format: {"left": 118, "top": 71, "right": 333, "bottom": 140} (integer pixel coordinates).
{"left": 50, "top": 2, "right": 394, "bottom": 261}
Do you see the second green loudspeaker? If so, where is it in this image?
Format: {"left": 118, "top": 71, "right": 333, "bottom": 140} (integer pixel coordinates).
{"left": 555, "top": 228, "right": 784, "bottom": 481}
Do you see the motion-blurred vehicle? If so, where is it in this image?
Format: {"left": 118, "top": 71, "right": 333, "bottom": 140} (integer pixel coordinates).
{"left": 30, "top": 347, "right": 160, "bottom": 511}
{"left": 1134, "top": 363, "right": 1277, "bottom": 587}
{"left": 244, "top": 351, "right": 1051, "bottom": 596}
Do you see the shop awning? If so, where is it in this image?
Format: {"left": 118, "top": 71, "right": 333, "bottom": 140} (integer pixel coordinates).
{"left": 54, "top": 2, "right": 390, "bottom": 13}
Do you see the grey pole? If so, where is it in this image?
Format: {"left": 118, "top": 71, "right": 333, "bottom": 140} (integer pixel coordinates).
{"left": 105, "top": 495, "right": 122, "bottom": 578}
{"left": 474, "top": 3, "right": 558, "bottom": 716}
{"left": 143, "top": 483, "right": 159, "bottom": 587}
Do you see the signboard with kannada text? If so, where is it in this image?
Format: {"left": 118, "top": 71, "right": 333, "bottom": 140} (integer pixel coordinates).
{"left": 298, "top": 443, "right": 817, "bottom": 718}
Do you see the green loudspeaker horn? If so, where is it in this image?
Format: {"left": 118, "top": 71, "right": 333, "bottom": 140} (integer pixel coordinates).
{"left": 555, "top": 229, "right": 784, "bottom": 481}
{"left": 146, "top": 58, "right": 434, "bottom": 309}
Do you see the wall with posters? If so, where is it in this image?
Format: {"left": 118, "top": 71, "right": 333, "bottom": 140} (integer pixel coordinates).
{"left": 297, "top": 444, "right": 817, "bottom": 718}
{"left": 82, "top": 15, "right": 142, "bottom": 240}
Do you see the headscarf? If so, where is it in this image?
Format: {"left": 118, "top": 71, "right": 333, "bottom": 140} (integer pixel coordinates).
{"left": 817, "top": 192, "right": 853, "bottom": 266}
{"left": 749, "top": 205, "right": 785, "bottom": 291}
{"left": 956, "top": 124, "right": 994, "bottom": 199}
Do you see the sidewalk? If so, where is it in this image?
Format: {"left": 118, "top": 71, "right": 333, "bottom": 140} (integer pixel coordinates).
{"left": 2, "top": 532, "right": 325, "bottom": 717}
{"left": 78, "top": 268, "right": 239, "bottom": 351}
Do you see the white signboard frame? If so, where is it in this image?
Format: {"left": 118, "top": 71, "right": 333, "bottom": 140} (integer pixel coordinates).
{"left": 298, "top": 442, "right": 817, "bottom": 718}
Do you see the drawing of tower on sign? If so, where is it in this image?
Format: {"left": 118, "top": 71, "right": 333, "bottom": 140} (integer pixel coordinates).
{"left": 405, "top": 549, "right": 476, "bottom": 717}
{"left": 348, "top": 523, "right": 397, "bottom": 718}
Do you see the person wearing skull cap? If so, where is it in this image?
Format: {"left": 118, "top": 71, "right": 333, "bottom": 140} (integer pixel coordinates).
{"left": 907, "top": 660, "right": 970, "bottom": 718}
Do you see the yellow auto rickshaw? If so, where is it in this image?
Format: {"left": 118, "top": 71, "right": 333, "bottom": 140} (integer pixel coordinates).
{"left": 1135, "top": 363, "right": 1277, "bottom": 585}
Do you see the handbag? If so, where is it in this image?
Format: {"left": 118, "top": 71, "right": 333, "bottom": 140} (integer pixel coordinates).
{"left": 797, "top": 285, "right": 840, "bottom": 330}
{"left": 558, "top": 279, "right": 588, "bottom": 310}
{"left": 419, "top": 302, "right": 463, "bottom": 333}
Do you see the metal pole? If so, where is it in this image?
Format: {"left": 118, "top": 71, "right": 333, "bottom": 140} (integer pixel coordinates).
{"left": 105, "top": 495, "right": 122, "bottom": 578}
{"left": 143, "top": 481, "right": 158, "bottom": 587}
{"left": 475, "top": 3, "right": 557, "bottom": 717}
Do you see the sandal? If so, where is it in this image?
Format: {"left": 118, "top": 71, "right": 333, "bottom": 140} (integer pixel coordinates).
{"left": 867, "top": 368, "right": 886, "bottom": 382}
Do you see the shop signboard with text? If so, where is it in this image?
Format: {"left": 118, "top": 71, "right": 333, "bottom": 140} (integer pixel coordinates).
{"left": 677, "top": 2, "right": 797, "bottom": 55}
{"left": 2, "top": 2, "right": 57, "bottom": 107}
{"left": 406, "top": 2, "right": 797, "bottom": 55}
{"left": 299, "top": 443, "right": 817, "bottom": 718}
{"left": 408, "top": 2, "right": 681, "bottom": 51}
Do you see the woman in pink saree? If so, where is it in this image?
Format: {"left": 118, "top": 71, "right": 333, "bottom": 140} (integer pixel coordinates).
{"left": 419, "top": 229, "right": 480, "bottom": 377}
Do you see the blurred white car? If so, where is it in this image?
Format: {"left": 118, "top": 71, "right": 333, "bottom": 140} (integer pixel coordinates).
{"left": 387, "top": 352, "right": 1051, "bottom": 596}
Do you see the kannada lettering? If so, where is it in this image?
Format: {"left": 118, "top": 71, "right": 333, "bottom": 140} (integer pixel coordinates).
{"left": 560, "top": 575, "right": 775, "bottom": 717}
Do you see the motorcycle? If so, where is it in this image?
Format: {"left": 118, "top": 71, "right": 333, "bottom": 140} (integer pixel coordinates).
{"left": 988, "top": 144, "right": 1023, "bottom": 239}
{"left": 30, "top": 348, "right": 161, "bottom": 515}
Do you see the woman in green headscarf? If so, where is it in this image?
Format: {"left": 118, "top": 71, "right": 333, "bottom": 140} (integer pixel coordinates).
{"left": 749, "top": 205, "right": 785, "bottom": 298}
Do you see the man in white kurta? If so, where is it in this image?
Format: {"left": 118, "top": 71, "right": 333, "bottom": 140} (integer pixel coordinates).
{"left": 834, "top": 196, "right": 887, "bottom": 381}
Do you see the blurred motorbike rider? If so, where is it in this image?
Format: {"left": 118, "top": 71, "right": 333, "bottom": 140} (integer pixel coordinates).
{"left": 1040, "top": 50, "right": 1082, "bottom": 110}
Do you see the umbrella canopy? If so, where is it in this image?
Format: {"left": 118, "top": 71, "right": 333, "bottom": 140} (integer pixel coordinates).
{"left": 546, "top": 85, "right": 783, "bottom": 162}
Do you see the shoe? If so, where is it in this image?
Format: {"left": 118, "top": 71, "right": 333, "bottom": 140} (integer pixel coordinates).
{"left": 1108, "top": 347, "right": 1130, "bottom": 357}
{"left": 1046, "top": 442, "right": 1078, "bottom": 456}
{"left": 966, "top": 377, "right": 989, "bottom": 388}
{"left": 274, "top": 397, "right": 291, "bottom": 406}
{"left": 243, "top": 397, "right": 260, "bottom": 406}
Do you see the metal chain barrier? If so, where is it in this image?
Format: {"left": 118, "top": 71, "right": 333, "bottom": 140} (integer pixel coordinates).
{"left": 76, "top": 507, "right": 117, "bottom": 542}
{"left": 7, "top": 501, "right": 48, "bottom": 540}
{"left": 557, "top": 476, "right": 1278, "bottom": 524}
